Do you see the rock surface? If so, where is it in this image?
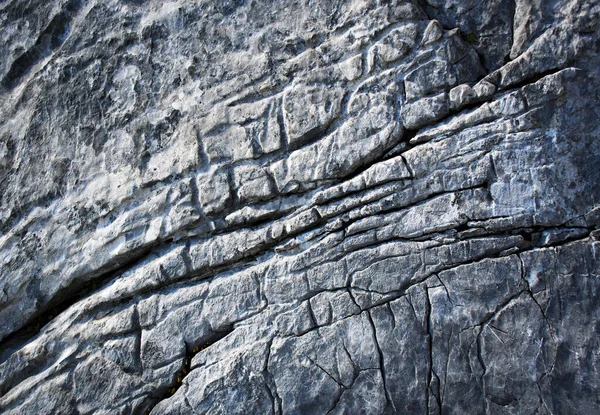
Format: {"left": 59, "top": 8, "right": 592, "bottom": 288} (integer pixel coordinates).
{"left": 1, "top": 0, "right": 600, "bottom": 413}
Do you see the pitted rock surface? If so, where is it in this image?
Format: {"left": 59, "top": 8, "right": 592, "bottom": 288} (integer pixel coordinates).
{"left": 1, "top": 0, "right": 600, "bottom": 414}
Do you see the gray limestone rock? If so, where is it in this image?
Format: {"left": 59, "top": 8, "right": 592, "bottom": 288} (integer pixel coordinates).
{"left": 1, "top": 0, "right": 600, "bottom": 414}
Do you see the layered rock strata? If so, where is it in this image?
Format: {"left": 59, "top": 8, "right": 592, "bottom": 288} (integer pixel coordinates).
{"left": 1, "top": 0, "right": 600, "bottom": 413}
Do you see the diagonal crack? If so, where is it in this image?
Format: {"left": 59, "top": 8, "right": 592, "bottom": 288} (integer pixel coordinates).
{"left": 366, "top": 310, "right": 397, "bottom": 413}
{"left": 140, "top": 326, "right": 234, "bottom": 415}
{"left": 263, "top": 337, "right": 282, "bottom": 415}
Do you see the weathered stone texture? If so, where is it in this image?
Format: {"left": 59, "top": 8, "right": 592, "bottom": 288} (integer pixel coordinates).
{"left": 1, "top": 0, "right": 600, "bottom": 413}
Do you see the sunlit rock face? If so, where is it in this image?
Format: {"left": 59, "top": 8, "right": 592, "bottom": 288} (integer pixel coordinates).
{"left": 1, "top": 0, "right": 599, "bottom": 413}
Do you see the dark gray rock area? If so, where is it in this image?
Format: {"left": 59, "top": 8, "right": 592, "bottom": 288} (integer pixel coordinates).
{"left": 1, "top": 0, "right": 600, "bottom": 413}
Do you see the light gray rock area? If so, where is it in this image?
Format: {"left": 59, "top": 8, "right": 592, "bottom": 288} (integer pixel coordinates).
{"left": 1, "top": 0, "right": 600, "bottom": 413}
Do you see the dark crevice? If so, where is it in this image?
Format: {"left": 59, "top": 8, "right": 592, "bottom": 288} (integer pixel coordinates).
{"left": 454, "top": 223, "right": 470, "bottom": 233}
{"left": 496, "top": 66, "right": 568, "bottom": 94}
{"left": 0, "top": 244, "right": 155, "bottom": 367}
{"left": 140, "top": 326, "right": 234, "bottom": 415}
{"left": 400, "top": 154, "right": 415, "bottom": 179}
{"left": 424, "top": 286, "right": 434, "bottom": 415}
{"left": 275, "top": 98, "right": 289, "bottom": 150}
{"left": 517, "top": 228, "right": 535, "bottom": 243}
{"left": 401, "top": 127, "right": 419, "bottom": 145}
{"left": 263, "top": 338, "right": 282, "bottom": 415}
{"left": 405, "top": 66, "right": 571, "bottom": 146}
{"left": 313, "top": 146, "right": 484, "bottom": 211}
{"left": 382, "top": 127, "right": 419, "bottom": 160}
{"left": 412, "top": 0, "right": 435, "bottom": 22}
{"left": 340, "top": 183, "right": 488, "bottom": 236}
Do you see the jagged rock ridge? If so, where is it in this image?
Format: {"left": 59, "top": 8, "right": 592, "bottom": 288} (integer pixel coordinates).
{"left": 0, "top": 0, "right": 599, "bottom": 413}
